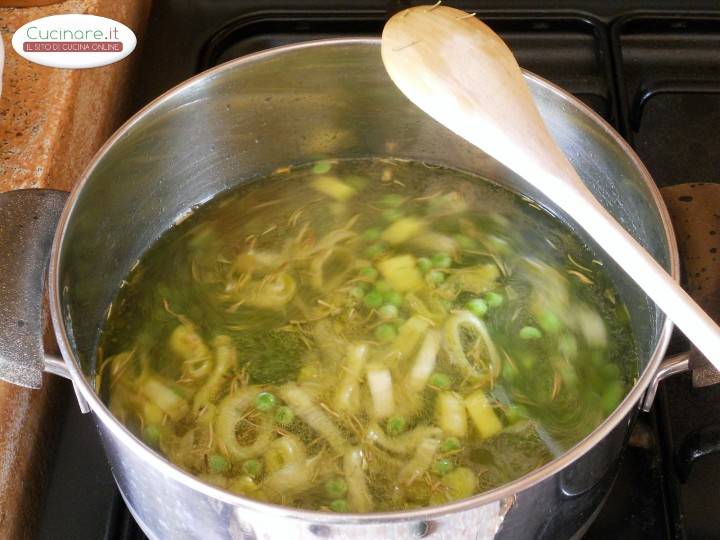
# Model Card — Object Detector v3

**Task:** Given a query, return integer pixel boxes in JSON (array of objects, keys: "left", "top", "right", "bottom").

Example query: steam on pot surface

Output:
[{"left": 97, "top": 157, "right": 637, "bottom": 512}]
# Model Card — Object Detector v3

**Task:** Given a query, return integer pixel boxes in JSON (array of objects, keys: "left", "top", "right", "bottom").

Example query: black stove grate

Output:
[
  {"left": 36, "top": 3, "right": 720, "bottom": 539},
  {"left": 611, "top": 14, "right": 720, "bottom": 188}
]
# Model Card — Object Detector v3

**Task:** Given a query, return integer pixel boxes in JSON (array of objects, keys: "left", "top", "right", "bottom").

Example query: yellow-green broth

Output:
[{"left": 99, "top": 158, "right": 637, "bottom": 512}]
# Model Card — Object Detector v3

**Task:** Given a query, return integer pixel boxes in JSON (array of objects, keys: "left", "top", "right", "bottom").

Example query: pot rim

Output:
[{"left": 48, "top": 37, "right": 678, "bottom": 523}]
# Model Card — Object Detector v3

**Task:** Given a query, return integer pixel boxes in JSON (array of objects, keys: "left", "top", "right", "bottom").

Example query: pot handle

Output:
[
  {"left": 0, "top": 189, "right": 70, "bottom": 387},
  {"left": 640, "top": 351, "right": 690, "bottom": 412}
]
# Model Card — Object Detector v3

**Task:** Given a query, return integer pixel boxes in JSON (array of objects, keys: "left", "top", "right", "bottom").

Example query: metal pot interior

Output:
[{"left": 53, "top": 38, "right": 675, "bottom": 498}]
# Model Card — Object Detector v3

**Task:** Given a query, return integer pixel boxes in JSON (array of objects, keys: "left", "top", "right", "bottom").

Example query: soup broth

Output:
[{"left": 99, "top": 158, "right": 637, "bottom": 512}]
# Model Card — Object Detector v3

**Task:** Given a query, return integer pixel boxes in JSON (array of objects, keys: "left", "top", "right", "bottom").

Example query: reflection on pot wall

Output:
[
  {"left": 496, "top": 411, "right": 632, "bottom": 539},
  {"left": 99, "top": 409, "right": 632, "bottom": 539}
]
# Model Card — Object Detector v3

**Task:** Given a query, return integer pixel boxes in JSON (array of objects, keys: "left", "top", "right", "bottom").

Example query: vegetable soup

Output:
[{"left": 99, "top": 158, "right": 636, "bottom": 512}]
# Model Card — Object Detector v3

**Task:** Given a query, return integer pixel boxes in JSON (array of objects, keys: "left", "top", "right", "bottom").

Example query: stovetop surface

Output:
[{"left": 37, "top": 2, "right": 720, "bottom": 539}]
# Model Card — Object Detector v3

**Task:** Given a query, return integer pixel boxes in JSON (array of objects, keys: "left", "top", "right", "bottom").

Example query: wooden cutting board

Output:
[{"left": 0, "top": 1, "right": 149, "bottom": 536}]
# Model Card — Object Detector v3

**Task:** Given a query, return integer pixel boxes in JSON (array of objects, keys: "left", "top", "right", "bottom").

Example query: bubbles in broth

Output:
[{"left": 99, "top": 158, "right": 637, "bottom": 512}]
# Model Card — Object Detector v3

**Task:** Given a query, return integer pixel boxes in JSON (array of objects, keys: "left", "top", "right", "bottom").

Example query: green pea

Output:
[
  {"left": 383, "top": 290, "right": 403, "bottom": 307},
  {"left": 359, "top": 266, "right": 379, "bottom": 281},
  {"left": 254, "top": 391, "right": 277, "bottom": 412},
  {"left": 349, "top": 286, "right": 365, "bottom": 299},
  {"left": 363, "top": 291, "right": 384, "bottom": 309},
  {"left": 538, "top": 310, "right": 562, "bottom": 333},
  {"left": 484, "top": 291, "right": 504, "bottom": 307},
  {"left": 325, "top": 478, "right": 348, "bottom": 498},
  {"left": 242, "top": 459, "right": 263, "bottom": 478},
  {"left": 432, "top": 458, "right": 454, "bottom": 476},
  {"left": 362, "top": 227, "right": 381, "bottom": 242},
  {"left": 274, "top": 405, "right": 294, "bottom": 426},
  {"left": 386, "top": 415, "right": 407, "bottom": 437},
  {"left": 417, "top": 257, "right": 433, "bottom": 273},
  {"left": 466, "top": 298, "right": 488, "bottom": 317},
  {"left": 312, "top": 160, "right": 332, "bottom": 174},
  {"left": 381, "top": 194, "right": 405, "bottom": 207},
  {"left": 505, "top": 404, "right": 528, "bottom": 424},
  {"left": 431, "top": 253, "right": 452, "bottom": 268},
  {"left": 143, "top": 425, "right": 160, "bottom": 446},
  {"left": 502, "top": 361, "right": 518, "bottom": 382},
  {"left": 382, "top": 208, "right": 404, "bottom": 221},
  {"left": 519, "top": 326, "right": 542, "bottom": 340},
  {"left": 440, "top": 437, "right": 461, "bottom": 453},
  {"left": 375, "top": 280, "right": 393, "bottom": 294},
  {"left": 375, "top": 324, "right": 397, "bottom": 342},
  {"left": 429, "top": 372, "right": 451, "bottom": 389},
  {"left": 330, "top": 499, "right": 349, "bottom": 512},
  {"left": 453, "top": 233, "right": 476, "bottom": 250},
  {"left": 208, "top": 454, "right": 230, "bottom": 474},
  {"left": 427, "top": 270, "right": 446, "bottom": 284},
  {"left": 379, "top": 304, "right": 399, "bottom": 319},
  {"left": 488, "top": 235, "right": 510, "bottom": 253},
  {"left": 364, "top": 243, "right": 386, "bottom": 259}
]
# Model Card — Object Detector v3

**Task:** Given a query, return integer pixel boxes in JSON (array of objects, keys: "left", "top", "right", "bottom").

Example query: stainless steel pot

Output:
[{"left": 0, "top": 39, "right": 680, "bottom": 539}]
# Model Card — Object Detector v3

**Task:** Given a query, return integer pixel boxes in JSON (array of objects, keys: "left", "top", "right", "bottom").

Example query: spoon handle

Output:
[
  {"left": 558, "top": 179, "right": 720, "bottom": 369},
  {"left": 380, "top": 4, "right": 720, "bottom": 369}
]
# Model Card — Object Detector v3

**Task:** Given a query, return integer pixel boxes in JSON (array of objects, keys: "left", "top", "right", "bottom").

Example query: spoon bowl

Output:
[{"left": 382, "top": 5, "right": 720, "bottom": 368}]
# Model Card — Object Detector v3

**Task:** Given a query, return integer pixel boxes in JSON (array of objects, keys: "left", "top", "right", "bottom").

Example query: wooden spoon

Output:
[{"left": 381, "top": 5, "right": 720, "bottom": 369}]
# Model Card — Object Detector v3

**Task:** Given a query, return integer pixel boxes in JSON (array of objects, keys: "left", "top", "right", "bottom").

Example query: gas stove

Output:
[{"left": 36, "top": 2, "right": 720, "bottom": 539}]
